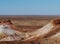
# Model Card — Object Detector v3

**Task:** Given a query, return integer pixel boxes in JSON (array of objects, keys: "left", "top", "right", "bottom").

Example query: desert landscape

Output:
[{"left": 0, "top": 15, "right": 60, "bottom": 44}]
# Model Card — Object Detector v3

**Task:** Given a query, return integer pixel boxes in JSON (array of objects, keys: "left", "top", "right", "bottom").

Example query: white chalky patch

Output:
[
  {"left": 0, "top": 24, "right": 27, "bottom": 41},
  {"left": 23, "top": 23, "right": 54, "bottom": 41},
  {"left": 50, "top": 32, "right": 60, "bottom": 38},
  {"left": 32, "top": 23, "right": 54, "bottom": 37},
  {"left": 0, "top": 24, "right": 16, "bottom": 35}
]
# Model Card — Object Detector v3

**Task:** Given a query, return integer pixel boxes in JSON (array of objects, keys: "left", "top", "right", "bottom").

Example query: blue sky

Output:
[{"left": 0, "top": 0, "right": 60, "bottom": 15}]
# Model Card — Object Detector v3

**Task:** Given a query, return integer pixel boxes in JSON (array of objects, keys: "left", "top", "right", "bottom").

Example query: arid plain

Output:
[{"left": 0, "top": 15, "right": 60, "bottom": 44}]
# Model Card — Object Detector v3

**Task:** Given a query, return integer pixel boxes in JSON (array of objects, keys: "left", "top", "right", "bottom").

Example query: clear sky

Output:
[{"left": 0, "top": 0, "right": 60, "bottom": 15}]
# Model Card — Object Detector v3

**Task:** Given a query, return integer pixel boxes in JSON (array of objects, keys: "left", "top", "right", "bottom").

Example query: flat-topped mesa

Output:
[{"left": 22, "top": 18, "right": 60, "bottom": 41}]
